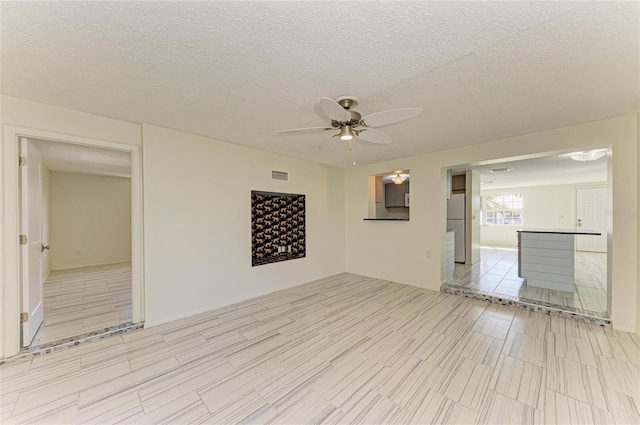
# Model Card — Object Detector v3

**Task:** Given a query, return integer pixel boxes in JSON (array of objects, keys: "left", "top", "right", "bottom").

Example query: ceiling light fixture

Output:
[
  {"left": 489, "top": 167, "right": 511, "bottom": 173},
  {"left": 393, "top": 174, "right": 404, "bottom": 185},
  {"left": 339, "top": 125, "right": 354, "bottom": 141},
  {"left": 569, "top": 150, "right": 606, "bottom": 162}
]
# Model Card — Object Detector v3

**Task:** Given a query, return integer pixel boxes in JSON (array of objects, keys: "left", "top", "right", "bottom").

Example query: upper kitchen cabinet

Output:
[
  {"left": 452, "top": 174, "right": 466, "bottom": 193},
  {"left": 385, "top": 180, "right": 410, "bottom": 208}
]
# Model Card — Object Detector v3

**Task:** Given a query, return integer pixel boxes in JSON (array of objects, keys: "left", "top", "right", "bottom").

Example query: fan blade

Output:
[
  {"left": 320, "top": 97, "right": 351, "bottom": 122},
  {"left": 361, "top": 108, "right": 422, "bottom": 128},
  {"left": 276, "top": 127, "right": 333, "bottom": 134},
  {"left": 357, "top": 128, "right": 392, "bottom": 144},
  {"left": 318, "top": 133, "right": 337, "bottom": 152}
]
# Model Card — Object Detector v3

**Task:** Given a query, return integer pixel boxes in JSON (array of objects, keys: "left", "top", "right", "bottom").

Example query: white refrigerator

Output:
[{"left": 447, "top": 193, "right": 466, "bottom": 263}]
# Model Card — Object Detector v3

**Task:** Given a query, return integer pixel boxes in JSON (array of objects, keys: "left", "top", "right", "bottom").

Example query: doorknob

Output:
[
  {"left": 577, "top": 218, "right": 582, "bottom": 227},
  {"left": 41, "top": 244, "right": 50, "bottom": 252}
]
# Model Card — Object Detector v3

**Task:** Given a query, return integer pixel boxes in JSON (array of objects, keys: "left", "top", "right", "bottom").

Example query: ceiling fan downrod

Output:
[{"left": 338, "top": 98, "right": 355, "bottom": 110}]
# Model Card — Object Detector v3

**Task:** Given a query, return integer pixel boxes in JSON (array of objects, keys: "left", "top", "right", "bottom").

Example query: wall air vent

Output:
[
  {"left": 489, "top": 167, "right": 511, "bottom": 173},
  {"left": 271, "top": 170, "right": 289, "bottom": 181}
]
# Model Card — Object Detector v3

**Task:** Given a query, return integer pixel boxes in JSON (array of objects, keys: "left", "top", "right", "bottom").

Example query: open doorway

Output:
[
  {"left": 443, "top": 148, "right": 610, "bottom": 318},
  {"left": 20, "top": 137, "right": 132, "bottom": 348},
  {"left": 19, "top": 137, "right": 134, "bottom": 348},
  {"left": 2, "top": 126, "right": 143, "bottom": 359}
]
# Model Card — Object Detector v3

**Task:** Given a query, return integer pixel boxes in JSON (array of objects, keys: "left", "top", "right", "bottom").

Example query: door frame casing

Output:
[{"left": 1, "top": 125, "right": 144, "bottom": 358}]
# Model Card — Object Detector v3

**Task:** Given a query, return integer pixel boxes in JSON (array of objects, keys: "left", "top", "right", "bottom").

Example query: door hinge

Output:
[
  {"left": 18, "top": 156, "right": 26, "bottom": 166},
  {"left": 19, "top": 235, "right": 28, "bottom": 245},
  {"left": 20, "top": 312, "right": 28, "bottom": 323}
]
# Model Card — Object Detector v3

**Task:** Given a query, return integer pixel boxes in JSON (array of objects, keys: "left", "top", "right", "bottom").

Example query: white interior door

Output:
[
  {"left": 576, "top": 187, "right": 607, "bottom": 252},
  {"left": 20, "top": 138, "right": 45, "bottom": 347}
]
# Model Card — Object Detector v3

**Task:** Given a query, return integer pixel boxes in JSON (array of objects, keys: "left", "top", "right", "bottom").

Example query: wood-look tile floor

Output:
[
  {"left": 2, "top": 273, "right": 638, "bottom": 424},
  {"left": 447, "top": 247, "right": 608, "bottom": 315},
  {"left": 30, "top": 263, "right": 132, "bottom": 346}
]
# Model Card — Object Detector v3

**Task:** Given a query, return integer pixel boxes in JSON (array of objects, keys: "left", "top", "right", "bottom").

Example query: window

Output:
[{"left": 482, "top": 194, "right": 523, "bottom": 225}]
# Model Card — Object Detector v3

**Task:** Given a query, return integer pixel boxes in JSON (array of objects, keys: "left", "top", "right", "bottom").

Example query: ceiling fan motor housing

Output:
[{"left": 331, "top": 110, "right": 362, "bottom": 128}]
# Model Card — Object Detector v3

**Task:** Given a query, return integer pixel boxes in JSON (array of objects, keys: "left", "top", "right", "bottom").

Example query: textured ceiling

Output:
[
  {"left": 29, "top": 138, "right": 131, "bottom": 178},
  {"left": 463, "top": 152, "right": 608, "bottom": 190},
  {"left": 2, "top": 2, "right": 638, "bottom": 168}
]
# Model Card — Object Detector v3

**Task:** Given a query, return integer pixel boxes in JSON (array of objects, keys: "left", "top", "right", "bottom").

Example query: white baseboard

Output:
[
  {"left": 146, "top": 271, "right": 348, "bottom": 328},
  {"left": 51, "top": 259, "right": 132, "bottom": 271},
  {"left": 144, "top": 305, "right": 218, "bottom": 328},
  {"left": 612, "top": 324, "right": 637, "bottom": 333}
]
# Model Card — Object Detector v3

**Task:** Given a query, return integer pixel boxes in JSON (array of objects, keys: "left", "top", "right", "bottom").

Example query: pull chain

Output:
[{"left": 353, "top": 139, "right": 356, "bottom": 166}]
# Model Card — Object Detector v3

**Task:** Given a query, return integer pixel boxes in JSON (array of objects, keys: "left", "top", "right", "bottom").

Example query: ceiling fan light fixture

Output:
[
  {"left": 339, "top": 125, "right": 354, "bottom": 141},
  {"left": 393, "top": 174, "right": 404, "bottom": 185},
  {"left": 276, "top": 97, "right": 422, "bottom": 165},
  {"left": 569, "top": 150, "right": 606, "bottom": 162}
]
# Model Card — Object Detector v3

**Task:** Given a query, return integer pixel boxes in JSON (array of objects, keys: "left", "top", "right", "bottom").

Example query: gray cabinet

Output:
[
  {"left": 518, "top": 231, "right": 576, "bottom": 292},
  {"left": 452, "top": 174, "right": 466, "bottom": 192},
  {"left": 385, "top": 181, "right": 409, "bottom": 208}
]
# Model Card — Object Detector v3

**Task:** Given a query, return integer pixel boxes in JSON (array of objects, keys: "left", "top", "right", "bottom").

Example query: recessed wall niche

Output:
[{"left": 251, "top": 191, "right": 306, "bottom": 267}]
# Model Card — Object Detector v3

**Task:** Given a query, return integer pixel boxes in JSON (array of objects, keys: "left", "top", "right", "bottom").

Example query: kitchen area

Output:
[
  {"left": 365, "top": 170, "right": 410, "bottom": 221},
  {"left": 444, "top": 170, "right": 481, "bottom": 280},
  {"left": 442, "top": 152, "right": 610, "bottom": 323}
]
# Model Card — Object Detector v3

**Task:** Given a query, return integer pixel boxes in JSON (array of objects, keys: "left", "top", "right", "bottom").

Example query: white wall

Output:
[
  {"left": 637, "top": 112, "right": 640, "bottom": 336},
  {"left": 1, "top": 96, "right": 143, "bottom": 358},
  {"left": 142, "top": 124, "right": 345, "bottom": 326},
  {"left": 467, "top": 170, "right": 481, "bottom": 263},
  {"left": 50, "top": 172, "right": 131, "bottom": 269},
  {"left": 1, "top": 96, "right": 142, "bottom": 147},
  {"left": 344, "top": 114, "right": 638, "bottom": 333},
  {"left": 1, "top": 96, "right": 344, "bottom": 356},
  {"left": 480, "top": 183, "right": 606, "bottom": 248}
]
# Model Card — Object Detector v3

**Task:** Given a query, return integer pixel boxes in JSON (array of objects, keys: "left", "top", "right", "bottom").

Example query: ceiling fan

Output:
[{"left": 277, "top": 96, "right": 422, "bottom": 150}]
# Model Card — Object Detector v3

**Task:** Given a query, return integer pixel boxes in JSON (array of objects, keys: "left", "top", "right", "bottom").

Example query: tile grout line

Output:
[{"left": 473, "top": 308, "right": 518, "bottom": 423}]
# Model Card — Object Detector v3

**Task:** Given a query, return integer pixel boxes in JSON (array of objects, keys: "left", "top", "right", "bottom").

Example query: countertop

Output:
[{"left": 517, "top": 228, "right": 601, "bottom": 235}]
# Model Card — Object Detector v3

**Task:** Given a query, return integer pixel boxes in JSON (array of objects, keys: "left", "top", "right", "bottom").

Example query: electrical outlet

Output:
[
  {"left": 426, "top": 250, "right": 432, "bottom": 259},
  {"left": 75, "top": 250, "right": 81, "bottom": 257}
]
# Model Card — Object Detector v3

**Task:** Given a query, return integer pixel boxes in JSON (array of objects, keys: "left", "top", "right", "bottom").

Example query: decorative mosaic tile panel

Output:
[{"left": 251, "top": 191, "right": 305, "bottom": 267}]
